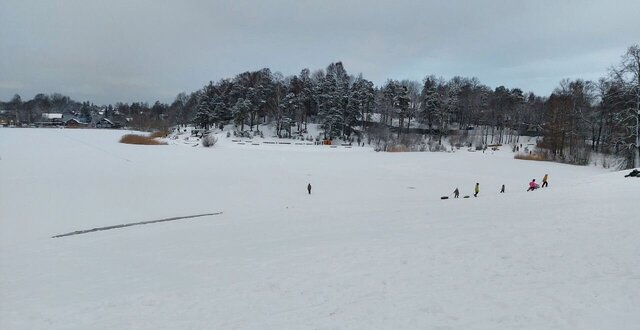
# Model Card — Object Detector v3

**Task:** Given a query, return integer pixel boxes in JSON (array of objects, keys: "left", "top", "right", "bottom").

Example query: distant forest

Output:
[{"left": 2, "top": 44, "right": 638, "bottom": 169}]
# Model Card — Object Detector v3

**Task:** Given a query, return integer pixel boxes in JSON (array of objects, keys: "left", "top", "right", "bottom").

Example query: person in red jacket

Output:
[{"left": 527, "top": 179, "right": 537, "bottom": 191}]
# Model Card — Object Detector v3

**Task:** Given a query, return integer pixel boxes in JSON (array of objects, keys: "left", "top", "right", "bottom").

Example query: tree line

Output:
[{"left": 2, "top": 45, "right": 638, "bottom": 168}]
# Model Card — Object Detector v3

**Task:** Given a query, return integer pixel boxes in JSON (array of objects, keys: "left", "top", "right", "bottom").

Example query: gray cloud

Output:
[{"left": 1, "top": 0, "right": 638, "bottom": 104}]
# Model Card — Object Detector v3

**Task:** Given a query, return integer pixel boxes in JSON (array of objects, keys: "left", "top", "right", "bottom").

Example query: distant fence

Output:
[{"left": 233, "top": 140, "right": 355, "bottom": 148}]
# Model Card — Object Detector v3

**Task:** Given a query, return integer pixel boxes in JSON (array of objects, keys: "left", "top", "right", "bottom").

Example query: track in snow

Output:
[{"left": 51, "top": 212, "right": 223, "bottom": 238}]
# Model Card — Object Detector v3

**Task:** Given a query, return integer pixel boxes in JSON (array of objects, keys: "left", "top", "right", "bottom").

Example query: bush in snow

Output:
[
  {"left": 387, "top": 145, "right": 409, "bottom": 152},
  {"left": 119, "top": 134, "right": 167, "bottom": 145},
  {"left": 448, "top": 130, "right": 471, "bottom": 150},
  {"left": 514, "top": 153, "right": 547, "bottom": 161},
  {"left": 399, "top": 134, "right": 423, "bottom": 151},
  {"left": 427, "top": 140, "right": 447, "bottom": 152},
  {"left": 236, "top": 130, "right": 251, "bottom": 138},
  {"left": 202, "top": 134, "right": 218, "bottom": 147}
]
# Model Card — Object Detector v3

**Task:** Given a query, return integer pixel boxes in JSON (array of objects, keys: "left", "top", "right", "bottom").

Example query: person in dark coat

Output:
[
  {"left": 453, "top": 188, "right": 459, "bottom": 198},
  {"left": 307, "top": 183, "right": 312, "bottom": 194},
  {"left": 624, "top": 169, "right": 639, "bottom": 177},
  {"left": 500, "top": 184, "right": 505, "bottom": 193}
]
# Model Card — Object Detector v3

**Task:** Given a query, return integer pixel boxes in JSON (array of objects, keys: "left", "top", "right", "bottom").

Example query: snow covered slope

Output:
[{"left": 1, "top": 128, "right": 638, "bottom": 329}]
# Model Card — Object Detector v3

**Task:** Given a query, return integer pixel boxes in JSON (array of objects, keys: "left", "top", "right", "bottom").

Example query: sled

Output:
[
  {"left": 463, "top": 195, "right": 470, "bottom": 198},
  {"left": 440, "top": 196, "right": 449, "bottom": 200}
]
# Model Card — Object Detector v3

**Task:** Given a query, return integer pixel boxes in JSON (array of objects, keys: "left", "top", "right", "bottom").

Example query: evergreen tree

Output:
[
  {"left": 299, "top": 68, "right": 316, "bottom": 130},
  {"left": 210, "top": 95, "right": 230, "bottom": 128},
  {"left": 279, "top": 92, "right": 295, "bottom": 137},
  {"left": 193, "top": 82, "right": 219, "bottom": 129},
  {"left": 334, "top": 62, "right": 351, "bottom": 137},
  {"left": 232, "top": 98, "right": 251, "bottom": 131},
  {"left": 193, "top": 92, "right": 213, "bottom": 129},
  {"left": 419, "top": 76, "right": 442, "bottom": 133},
  {"left": 9, "top": 94, "right": 22, "bottom": 124},
  {"left": 381, "top": 80, "right": 399, "bottom": 126},
  {"left": 396, "top": 85, "right": 411, "bottom": 137},
  {"left": 317, "top": 69, "right": 343, "bottom": 139},
  {"left": 348, "top": 75, "right": 375, "bottom": 135}
]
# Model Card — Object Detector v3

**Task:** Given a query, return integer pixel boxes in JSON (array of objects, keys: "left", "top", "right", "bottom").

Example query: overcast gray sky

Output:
[{"left": 1, "top": 0, "right": 638, "bottom": 104}]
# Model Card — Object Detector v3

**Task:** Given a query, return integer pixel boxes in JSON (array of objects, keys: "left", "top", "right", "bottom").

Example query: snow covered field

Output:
[{"left": 1, "top": 127, "right": 638, "bottom": 329}]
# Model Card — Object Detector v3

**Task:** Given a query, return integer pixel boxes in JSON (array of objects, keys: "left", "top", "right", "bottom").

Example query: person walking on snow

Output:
[
  {"left": 474, "top": 183, "right": 480, "bottom": 197},
  {"left": 541, "top": 174, "right": 549, "bottom": 188},
  {"left": 453, "top": 188, "right": 460, "bottom": 198},
  {"left": 307, "top": 183, "right": 312, "bottom": 195},
  {"left": 527, "top": 179, "right": 537, "bottom": 191},
  {"left": 500, "top": 184, "right": 505, "bottom": 193}
]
